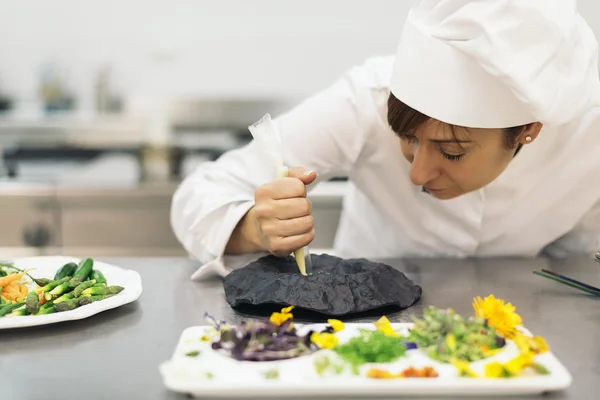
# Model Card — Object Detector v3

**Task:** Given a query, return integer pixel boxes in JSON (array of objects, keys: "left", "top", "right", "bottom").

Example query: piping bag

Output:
[{"left": 248, "top": 113, "right": 313, "bottom": 276}]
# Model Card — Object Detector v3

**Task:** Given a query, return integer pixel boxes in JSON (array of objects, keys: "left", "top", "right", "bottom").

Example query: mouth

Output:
[{"left": 424, "top": 187, "right": 445, "bottom": 193}]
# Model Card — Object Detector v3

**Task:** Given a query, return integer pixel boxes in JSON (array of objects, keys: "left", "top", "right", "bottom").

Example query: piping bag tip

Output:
[{"left": 294, "top": 246, "right": 313, "bottom": 276}]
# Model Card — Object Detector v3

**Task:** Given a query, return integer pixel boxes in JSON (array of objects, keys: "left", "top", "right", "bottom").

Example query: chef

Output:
[{"left": 171, "top": 0, "right": 600, "bottom": 279}]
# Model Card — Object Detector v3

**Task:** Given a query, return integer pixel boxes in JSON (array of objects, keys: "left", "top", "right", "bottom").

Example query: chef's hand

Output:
[{"left": 225, "top": 167, "right": 317, "bottom": 256}]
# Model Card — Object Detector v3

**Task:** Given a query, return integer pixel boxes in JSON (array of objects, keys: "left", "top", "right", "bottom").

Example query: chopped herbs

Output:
[
  {"left": 334, "top": 329, "right": 407, "bottom": 371},
  {"left": 185, "top": 350, "right": 200, "bottom": 357},
  {"left": 263, "top": 369, "right": 279, "bottom": 380},
  {"left": 313, "top": 354, "right": 347, "bottom": 376},
  {"left": 407, "top": 306, "right": 505, "bottom": 363}
]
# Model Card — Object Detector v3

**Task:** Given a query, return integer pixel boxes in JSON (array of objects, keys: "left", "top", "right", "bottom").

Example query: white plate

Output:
[
  {"left": 159, "top": 323, "right": 572, "bottom": 398},
  {"left": 0, "top": 255, "right": 142, "bottom": 329}
]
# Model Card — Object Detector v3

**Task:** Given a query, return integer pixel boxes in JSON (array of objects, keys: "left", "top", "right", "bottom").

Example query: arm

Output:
[{"left": 170, "top": 57, "right": 391, "bottom": 278}]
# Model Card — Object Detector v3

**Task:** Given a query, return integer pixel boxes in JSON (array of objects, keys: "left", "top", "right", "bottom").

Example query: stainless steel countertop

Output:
[{"left": 1, "top": 256, "right": 599, "bottom": 399}]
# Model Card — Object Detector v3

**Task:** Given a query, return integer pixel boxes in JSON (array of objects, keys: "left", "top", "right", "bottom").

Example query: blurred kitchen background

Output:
[{"left": 1, "top": 0, "right": 599, "bottom": 259}]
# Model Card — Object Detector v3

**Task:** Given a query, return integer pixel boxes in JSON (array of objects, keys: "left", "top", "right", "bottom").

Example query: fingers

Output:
[
  {"left": 261, "top": 215, "right": 314, "bottom": 237},
  {"left": 267, "top": 229, "right": 316, "bottom": 257},
  {"left": 287, "top": 167, "right": 317, "bottom": 185},
  {"left": 256, "top": 177, "right": 306, "bottom": 200}
]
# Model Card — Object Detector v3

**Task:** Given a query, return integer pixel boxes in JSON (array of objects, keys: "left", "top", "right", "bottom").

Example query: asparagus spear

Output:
[
  {"left": 25, "top": 291, "right": 40, "bottom": 314},
  {"left": 40, "top": 277, "right": 71, "bottom": 293},
  {"left": 55, "top": 298, "right": 82, "bottom": 312},
  {"left": 54, "top": 293, "right": 75, "bottom": 304},
  {"left": 37, "top": 305, "right": 55, "bottom": 315},
  {"left": 48, "top": 281, "right": 72, "bottom": 298},
  {"left": 81, "top": 285, "right": 123, "bottom": 296},
  {"left": 10, "top": 308, "right": 30, "bottom": 316},
  {"left": 73, "top": 280, "right": 97, "bottom": 297},
  {"left": 79, "top": 294, "right": 115, "bottom": 306}
]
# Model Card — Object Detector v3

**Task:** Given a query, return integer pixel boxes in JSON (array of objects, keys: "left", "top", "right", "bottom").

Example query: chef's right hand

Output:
[{"left": 249, "top": 167, "right": 317, "bottom": 257}]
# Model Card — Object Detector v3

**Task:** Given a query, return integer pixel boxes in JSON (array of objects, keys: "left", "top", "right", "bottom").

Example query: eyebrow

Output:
[{"left": 429, "top": 139, "right": 473, "bottom": 144}]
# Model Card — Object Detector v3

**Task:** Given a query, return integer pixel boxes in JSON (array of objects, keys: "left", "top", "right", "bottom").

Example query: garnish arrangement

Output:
[
  {"left": 169, "top": 294, "right": 554, "bottom": 382},
  {"left": 0, "top": 258, "right": 123, "bottom": 317}
]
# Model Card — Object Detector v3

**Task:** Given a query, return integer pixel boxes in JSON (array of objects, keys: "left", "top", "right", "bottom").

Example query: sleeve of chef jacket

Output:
[
  {"left": 170, "top": 58, "right": 384, "bottom": 280},
  {"left": 542, "top": 197, "right": 600, "bottom": 258}
]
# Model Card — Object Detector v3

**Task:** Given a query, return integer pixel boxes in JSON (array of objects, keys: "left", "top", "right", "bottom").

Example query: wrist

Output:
[{"left": 225, "top": 206, "right": 265, "bottom": 254}]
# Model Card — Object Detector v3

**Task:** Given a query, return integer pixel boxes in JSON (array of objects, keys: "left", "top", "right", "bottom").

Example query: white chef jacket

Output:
[{"left": 170, "top": 55, "right": 600, "bottom": 280}]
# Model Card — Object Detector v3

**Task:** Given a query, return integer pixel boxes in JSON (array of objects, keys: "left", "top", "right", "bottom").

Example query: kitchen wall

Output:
[
  {"left": 1, "top": 0, "right": 600, "bottom": 258},
  {"left": 0, "top": 0, "right": 411, "bottom": 113}
]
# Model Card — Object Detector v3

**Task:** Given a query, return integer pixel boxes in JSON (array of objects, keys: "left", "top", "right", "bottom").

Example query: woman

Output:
[{"left": 171, "top": 0, "right": 600, "bottom": 279}]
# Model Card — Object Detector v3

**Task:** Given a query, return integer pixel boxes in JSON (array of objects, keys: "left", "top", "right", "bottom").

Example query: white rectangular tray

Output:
[{"left": 159, "top": 322, "right": 572, "bottom": 397}]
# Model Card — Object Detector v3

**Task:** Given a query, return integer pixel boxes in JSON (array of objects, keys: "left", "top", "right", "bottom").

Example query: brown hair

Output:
[{"left": 387, "top": 92, "right": 528, "bottom": 150}]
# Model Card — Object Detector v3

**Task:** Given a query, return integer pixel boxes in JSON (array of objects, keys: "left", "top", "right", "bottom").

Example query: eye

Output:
[{"left": 441, "top": 151, "right": 465, "bottom": 161}]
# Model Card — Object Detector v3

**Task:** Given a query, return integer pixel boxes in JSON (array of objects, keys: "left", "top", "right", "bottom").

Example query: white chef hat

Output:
[{"left": 390, "top": 0, "right": 600, "bottom": 128}]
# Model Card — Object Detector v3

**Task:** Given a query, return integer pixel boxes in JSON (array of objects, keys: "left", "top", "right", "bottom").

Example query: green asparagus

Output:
[
  {"left": 68, "top": 276, "right": 85, "bottom": 288},
  {"left": 25, "top": 291, "right": 40, "bottom": 314},
  {"left": 37, "top": 305, "right": 55, "bottom": 315},
  {"left": 49, "top": 281, "right": 72, "bottom": 297},
  {"left": 40, "top": 277, "right": 71, "bottom": 293},
  {"left": 79, "top": 294, "right": 115, "bottom": 306},
  {"left": 81, "top": 285, "right": 124, "bottom": 296},
  {"left": 54, "top": 293, "right": 75, "bottom": 304},
  {"left": 73, "top": 279, "right": 97, "bottom": 297},
  {"left": 55, "top": 297, "right": 83, "bottom": 312},
  {"left": 10, "top": 308, "right": 30, "bottom": 316}
]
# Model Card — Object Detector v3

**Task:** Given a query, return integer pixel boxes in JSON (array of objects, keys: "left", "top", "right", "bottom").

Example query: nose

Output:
[{"left": 408, "top": 147, "right": 441, "bottom": 187}]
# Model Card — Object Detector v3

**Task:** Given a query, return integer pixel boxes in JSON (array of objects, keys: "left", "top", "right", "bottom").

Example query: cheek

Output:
[{"left": 399, "top": 140, "right": 413, "bottom": 162}]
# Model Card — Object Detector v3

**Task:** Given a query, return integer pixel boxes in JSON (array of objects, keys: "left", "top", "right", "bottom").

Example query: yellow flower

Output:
[
  {"left": 472, "top": 294, "right": 522, "bottom": 339},
  {"left": 483, "top": 352, "right": 550, "bottom": 378},
  {"left": 327, "top": 319, "right": 345, "bottom": 332},
  {"left": 514, "top": 333, "right": 550, "bottom": 355},
  {"left": 504, "top": 353, "right": 533, "bottom": 376},
  {"left": 374, "top": 316, "right": 399, "bottom": 337},
  {"left": 270, "top": 306, "right": 295, "bottom": 326},
  {"left": 484, "top": 362, "right": 506, "bottom": 378},
  {"left": 451, "top": 358, "right": 478, "bottom": 378},
  {"left": 311, "top": 332, "right": 339, "bottom": 349}
]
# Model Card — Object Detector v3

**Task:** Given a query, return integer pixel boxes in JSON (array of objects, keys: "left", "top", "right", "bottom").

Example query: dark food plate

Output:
[{"left": 223, "top": 253, "right": 422, "bottom": 318}]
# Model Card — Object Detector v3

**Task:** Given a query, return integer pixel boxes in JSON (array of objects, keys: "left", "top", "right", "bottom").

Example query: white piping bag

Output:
[{"left": 248, "top": 113, "right": 313, "bottom": 276}]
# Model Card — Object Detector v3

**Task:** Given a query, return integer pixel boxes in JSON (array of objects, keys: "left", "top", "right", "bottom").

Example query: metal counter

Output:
[{"left": 1, "top": 255, "right": 599, "bottom": 399}]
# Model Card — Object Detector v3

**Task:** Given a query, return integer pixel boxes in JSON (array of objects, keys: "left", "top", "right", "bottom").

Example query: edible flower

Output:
[
  {"left": 270, "top": 306, "right": 295, "bottom": 326},
  {"left": 327, "top": 319, "right": 345, "bottom": 332},
  {"left": 472, "top": 294, "right": 522, "bottom": 339},
  {"left": 451, "top": 358, "right": 478, "bottom": 378},
  {"left": 310, "top": 332, "right": 339, "bottom": 349},
  {"left": 484, "top": 352, "right": 549, "bottom": 378},
  {"left": 374, "top": 316, "right": 399, "bottom": 337},
  {"left": 513, "top": 333, "right": 549, "bottom": 355},
  {"left": 366, "top": 366, "right": 438, "bottom": 379}
]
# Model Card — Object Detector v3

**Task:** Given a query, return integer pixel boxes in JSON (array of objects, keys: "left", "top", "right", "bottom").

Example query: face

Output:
[{"left": 399, "top": 120, "right": 542, "bottom": 200}]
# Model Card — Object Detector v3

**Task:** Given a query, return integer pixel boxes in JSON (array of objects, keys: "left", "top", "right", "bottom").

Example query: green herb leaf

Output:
[
  {"left": 185, "top": 350, "right": 201, "bottom": 357},
  {"left": 263, "top": 369, "right": 279, "bottom": 380},
  {"left": 334, "top": 329, "right": 406, "bottom": 368}
]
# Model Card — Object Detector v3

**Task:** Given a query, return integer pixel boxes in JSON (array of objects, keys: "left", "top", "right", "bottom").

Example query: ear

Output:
[{"left": 518, "top": 122, "right": 543, "bottom": 144}]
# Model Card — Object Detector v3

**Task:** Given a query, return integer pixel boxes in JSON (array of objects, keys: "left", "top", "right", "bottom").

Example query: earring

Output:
[{"left": 525, "top": 135, "right": 532, "bottom": 142}]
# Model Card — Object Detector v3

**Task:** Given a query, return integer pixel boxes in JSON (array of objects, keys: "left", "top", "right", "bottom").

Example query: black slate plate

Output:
[{"left": 223, "top": 253, "right": 422, "bottom": 318}]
